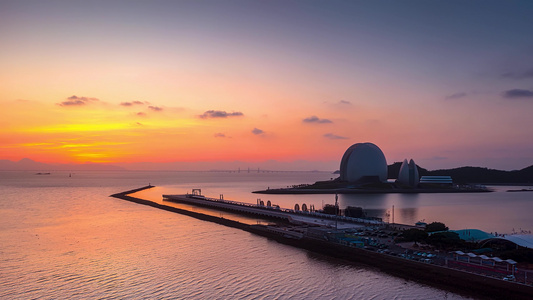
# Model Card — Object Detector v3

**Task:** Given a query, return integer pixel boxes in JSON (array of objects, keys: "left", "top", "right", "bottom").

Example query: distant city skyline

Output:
[{"left": 1, "top": 1, "right": 532, "bottom": 171}]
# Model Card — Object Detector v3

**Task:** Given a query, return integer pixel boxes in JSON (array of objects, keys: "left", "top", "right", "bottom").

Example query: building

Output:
[
  {"left": 397, "top": 159, "right": 420, "bottom": 187},
  {"left": 339, "top": 142, "right": 388, "bottom": 183},
  {"left": 419, "top": 176, "right": 453, "bottom": 185}
]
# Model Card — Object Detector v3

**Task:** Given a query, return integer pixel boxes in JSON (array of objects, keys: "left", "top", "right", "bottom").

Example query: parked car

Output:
[{"left": 503, "top": 275, "right": 515, "bottom": 281}]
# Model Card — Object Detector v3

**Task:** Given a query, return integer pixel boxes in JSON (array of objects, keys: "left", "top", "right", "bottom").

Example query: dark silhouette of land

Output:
[
  {"left": 387, "top": 162, "right": 533, "bottom": 185},
  {"left": 255, "top": 164, "right": 533, "bottom": 194}
]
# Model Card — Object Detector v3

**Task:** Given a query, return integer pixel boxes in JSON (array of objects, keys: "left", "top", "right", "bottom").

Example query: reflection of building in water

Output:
[
  {"left": 363, "top": 208, "right": 387, "bottom": 221},
  {"left": 399, "top": 207, "right": 418, "bottom": 225}
]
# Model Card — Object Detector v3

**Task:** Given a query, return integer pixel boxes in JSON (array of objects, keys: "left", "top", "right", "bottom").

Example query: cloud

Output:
[
  {"left": 339, "top": 100, "right": 351, "bottom": 105},
  {"left": 252, "top": 128, "right": 264, "bottom": 135},
  {"left": 501, "top": 68, "right": 533, "bottom": 80},
  {"left": 148, "top": 106, "right": 163, "bottom": 111},
  {"left": 430, "top": 156, "right": 448, "bottom": 160},
  {"left": 303, "top": 115, "right": 332, "bottom": 124},
  {"left": 323, "top": 133, "right": 347, "bottom": 140},
  {"left": 120, "top": 101, "right": 146, "bottom": 106},
  {"left": 58, "top": 95, "right": 99, "bottom": 106},
  {"left": 67, "top": 95, "right": 98, "bottom": 101},
  {"left": 199, "top": 110, "right": 244, "bottom": 119},
  {"left": 214, "top": 133, "right": 226, "bottom": 138},
  {"left": 502, "top": 89, "right": 533, "bottom": 98},
  {"left": 445, "top": 92, "right": 468, "bottom": 100},
  {"left": 137, "top": 112, "right": 147, "bottom": 117}
]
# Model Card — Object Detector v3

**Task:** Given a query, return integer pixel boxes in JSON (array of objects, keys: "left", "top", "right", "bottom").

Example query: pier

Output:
[{"left": 163, "top": 192, "right": 382, "bottom": 229}]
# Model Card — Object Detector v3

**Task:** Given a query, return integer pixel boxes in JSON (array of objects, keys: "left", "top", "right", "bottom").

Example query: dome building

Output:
[
  {"left": 397, "top": 159, "right": 420, "bottom": 187},
  {"left": 339, "top": 143, "right": 388, "bottom": 183}
]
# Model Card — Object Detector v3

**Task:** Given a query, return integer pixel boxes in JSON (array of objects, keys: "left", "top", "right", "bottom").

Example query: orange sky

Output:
[{"left": 1, "top": 1, "right": 532, "bottom": 170}]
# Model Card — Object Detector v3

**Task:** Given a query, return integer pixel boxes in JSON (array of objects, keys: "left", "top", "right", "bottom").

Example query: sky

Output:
[{"left": 1, "top": 0, "right": 532, "bottom": 171}]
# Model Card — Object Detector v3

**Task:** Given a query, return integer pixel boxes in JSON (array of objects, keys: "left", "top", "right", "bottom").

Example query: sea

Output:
[{"left": 1, "top": 170, "right": 532, "bottom": 299}]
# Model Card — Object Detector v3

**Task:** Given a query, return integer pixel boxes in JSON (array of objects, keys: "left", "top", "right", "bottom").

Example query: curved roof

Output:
[
  {"left": 503, "top": 234, "right": 533, "bottom": 249},
  {"left": 339, "top": 142, "right": 387, "bottom": 182},
  {"left": 451, "top": 229, "right": 533, "bottom": 249},
  {"left": 451, "top": 229, "right": 495, "bottom": 242}
]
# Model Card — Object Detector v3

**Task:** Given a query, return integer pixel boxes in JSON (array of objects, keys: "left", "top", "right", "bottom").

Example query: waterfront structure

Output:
[
  {"left": 163, "top": 192, "right": 382, "bottom": 228},
  {"left": 397, "top": 159, "right": 420, "bottom": 187},
  {"left": 420, "top": 176, "right": 453, "bottom": 185},
  {"left": 339, "top": 142, "right": 388, "bottom": 183}
]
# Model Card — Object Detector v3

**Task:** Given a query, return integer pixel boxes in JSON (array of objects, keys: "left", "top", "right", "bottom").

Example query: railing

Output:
[{"left": 179, "top": 194, "right": 383, "bottom": 225}]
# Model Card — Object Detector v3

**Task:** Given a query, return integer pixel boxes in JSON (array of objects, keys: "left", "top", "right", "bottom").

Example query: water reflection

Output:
[
  {"left": 400, "top": 207, "right": 418, "bottom": 225},
  {"left": 338, "top": 193, "right": 424, "bottom": 225},
  {"left": 127, "top": 174, "right": 533, "bottom": 234},
  {"left": 340, "top": 193, "right": 388, "bottom": 208}
]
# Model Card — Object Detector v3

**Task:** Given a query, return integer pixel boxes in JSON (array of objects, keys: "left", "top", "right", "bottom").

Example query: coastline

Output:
[
  {"left": 111, "top": 186, "right": 533, "bottom": 300},
  {"left": 253, "top": 187, "right": 492, "bottom": 194}
]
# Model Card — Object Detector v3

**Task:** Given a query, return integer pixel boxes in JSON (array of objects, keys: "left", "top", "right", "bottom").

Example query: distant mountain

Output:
[
  {"left": 387, "top": 162, "right": 533, "bottom": 184},
  {"left": 0, "top": 158, "right": 125, "bottom": 171}
]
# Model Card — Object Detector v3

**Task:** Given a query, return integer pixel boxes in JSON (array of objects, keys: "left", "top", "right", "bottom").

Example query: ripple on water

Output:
[{"left": 0, "top": 181, "right": 472, "bottom": 300}]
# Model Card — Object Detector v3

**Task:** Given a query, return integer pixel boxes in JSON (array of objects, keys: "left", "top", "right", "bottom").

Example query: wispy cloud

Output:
[
  {"left": 199, "top": 110, "right": 244, "bottom": 119},
  {"left": 501, "top": 68, "right": 533, "bottom": 80},
  {"left": 502, "top": 89, "right": 533, "bottom": 98},
  {"left": 252, "top": 128, "right": 264, "bottom": 135},
  {"left": 323, "top": 133, "right": 347, "bottom": 140},
  {"left": 430, "top": 156, "right": 448, "bottom": 160},
  {"left": 326, "top": 100, "right": 352, "bottom": 106},
  {"left": 58, "top": 95, "right": 99, "bottom": 106},
  {"left": 148, "top": 106, "right": 163, "bottom": 111},
  {"left": 445, "top": 92, "right": 468, "bottom": 100},
  {"left": 303, "top": 116, "right": 332, "bottom": 124},
  {"left": 120, "top": 101, "right": 147, "bottom": 106},
  {"left": 214, "top": 133, "right": 226, "bottom": 138},
  {"left": 137, "top": 112, "right": 147, "bottom": 117}
]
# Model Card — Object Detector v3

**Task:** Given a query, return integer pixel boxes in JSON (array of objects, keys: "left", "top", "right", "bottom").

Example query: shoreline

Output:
[
  {"left": 253, "top": 187, "right": 491, "bottom": 194},
  {"left": 111, "top": 186, "right": 533, "bottom": 300}
]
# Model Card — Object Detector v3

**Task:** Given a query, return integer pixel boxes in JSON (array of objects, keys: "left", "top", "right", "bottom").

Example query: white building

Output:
[
  {"left": 397, "top": 159, "right": 420, "bottom": 187},
  {"left": 339, "top": 142, "right": 388, "bottom": 183}
]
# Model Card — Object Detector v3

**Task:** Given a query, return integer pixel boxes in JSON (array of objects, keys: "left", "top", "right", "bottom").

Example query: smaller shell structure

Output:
[{"left": 397, "top": 159, "right": 420, "bottom": 187}]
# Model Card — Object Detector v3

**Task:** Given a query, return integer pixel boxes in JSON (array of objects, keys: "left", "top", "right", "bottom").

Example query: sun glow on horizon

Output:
[{"left": 1, "top": 1, "right": 532, "bottom": 170}]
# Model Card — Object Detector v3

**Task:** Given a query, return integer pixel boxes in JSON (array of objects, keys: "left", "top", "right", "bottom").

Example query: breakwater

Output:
[{"left": 111, "top": 187, "right": 533, "bottom": 300}]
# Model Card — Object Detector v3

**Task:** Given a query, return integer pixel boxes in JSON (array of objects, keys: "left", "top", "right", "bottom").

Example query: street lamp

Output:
[{"left": 335, "top": 193, "right": 338, "bottom": 230}]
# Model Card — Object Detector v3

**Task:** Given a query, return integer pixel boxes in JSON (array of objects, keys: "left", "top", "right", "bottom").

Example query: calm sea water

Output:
[{"left": 2, "top": 170, "right": 529, "bottom": 299}]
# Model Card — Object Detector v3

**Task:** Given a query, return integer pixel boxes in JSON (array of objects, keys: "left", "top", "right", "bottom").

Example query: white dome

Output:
[
  {"left": 398, "top": 159, "right": 420, "bottom": 186},
  {"left": 340, "top": 143, "right": 387, "bottom": 182}
]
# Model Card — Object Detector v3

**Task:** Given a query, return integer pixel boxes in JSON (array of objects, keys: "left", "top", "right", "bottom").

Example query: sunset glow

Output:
[{"left": 1, "top": 1, "right": 532, "bottom": 170}]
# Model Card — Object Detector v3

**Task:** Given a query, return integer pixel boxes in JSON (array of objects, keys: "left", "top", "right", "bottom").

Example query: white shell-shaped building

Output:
[
  {"left": 339, "top": 143, "right": 388, "bottom": 183},
  {"left": 397, "top": 159, "right": 420, "bottom": 187}
]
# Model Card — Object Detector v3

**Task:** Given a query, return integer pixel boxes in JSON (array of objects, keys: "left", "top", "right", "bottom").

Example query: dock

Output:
[{"left": 162, "top": 193, "right": 382, "bottom": 229}]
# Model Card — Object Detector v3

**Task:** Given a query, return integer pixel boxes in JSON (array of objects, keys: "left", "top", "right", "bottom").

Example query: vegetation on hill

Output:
[{"left": 388, "top": 162, "right": 533, "bottom": 184}]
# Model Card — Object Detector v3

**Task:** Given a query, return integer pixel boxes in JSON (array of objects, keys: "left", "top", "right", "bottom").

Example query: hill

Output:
[{"left": 387, "top": 162, "right": 533, "bottom": 184}]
